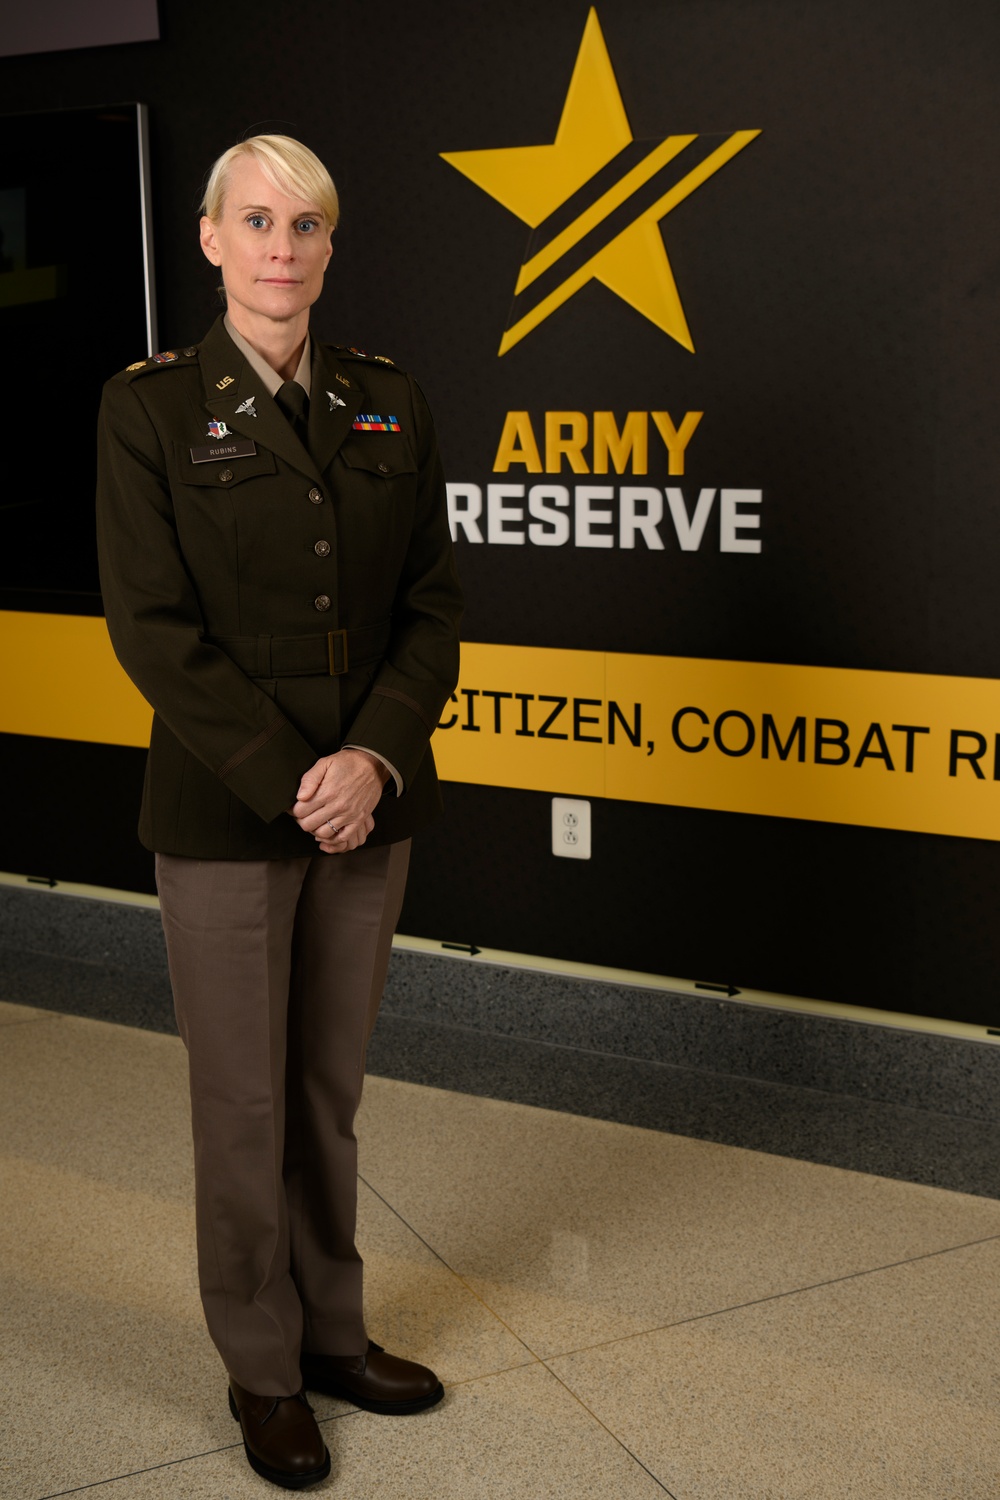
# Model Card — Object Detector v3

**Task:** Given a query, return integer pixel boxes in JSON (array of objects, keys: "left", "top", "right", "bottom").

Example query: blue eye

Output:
[
  {"left": 246, "top": 213, "right": 268, "bottom": 229},
  {"left": 296, "top": 219, "right": 318, "bottom": 234}
]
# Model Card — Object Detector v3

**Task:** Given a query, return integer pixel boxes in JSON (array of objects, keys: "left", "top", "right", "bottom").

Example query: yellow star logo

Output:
[{"left": 441, "top": 8, "right": 759, "bottom": 356}]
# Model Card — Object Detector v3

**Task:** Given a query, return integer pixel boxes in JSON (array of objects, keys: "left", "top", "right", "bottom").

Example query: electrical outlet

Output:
[{"left": 552, "top": 797, "right": 591, "bottom": 859}]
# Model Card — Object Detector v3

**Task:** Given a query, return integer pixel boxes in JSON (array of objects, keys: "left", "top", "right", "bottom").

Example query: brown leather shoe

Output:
[
  {"left": 300, "top": 1340, "right": 444, "bottom": 1415},
  {"left": 228, "top": 1379, "right": 331, "bottom": 1489}
]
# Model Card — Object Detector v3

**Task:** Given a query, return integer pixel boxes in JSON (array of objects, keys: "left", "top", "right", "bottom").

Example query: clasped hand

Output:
[{"left": 289, "top": 748, "right": 388, "bottom": 853}]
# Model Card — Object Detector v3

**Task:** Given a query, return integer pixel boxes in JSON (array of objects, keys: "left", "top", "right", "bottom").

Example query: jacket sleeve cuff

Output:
[
  {"left": 344, "top": 688, "right": 442, "bottom": 791},
  {"left": 219, "top": 716, "right": 319, "bottom": 823}
]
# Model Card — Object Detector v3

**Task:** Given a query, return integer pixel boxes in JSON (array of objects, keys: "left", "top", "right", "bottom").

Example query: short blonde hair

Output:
[{"left": 202, "top": 135, "right": 339, "bottom": 228}]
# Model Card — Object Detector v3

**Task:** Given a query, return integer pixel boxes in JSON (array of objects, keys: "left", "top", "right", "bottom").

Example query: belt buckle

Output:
[{"left": 327, "top": 629, "right": 349, "bottom": 675}]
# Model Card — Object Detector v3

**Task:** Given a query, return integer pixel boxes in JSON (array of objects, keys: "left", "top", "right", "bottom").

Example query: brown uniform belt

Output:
[{"left": 208, "top": 620, "right": 391, "bottom": 678}]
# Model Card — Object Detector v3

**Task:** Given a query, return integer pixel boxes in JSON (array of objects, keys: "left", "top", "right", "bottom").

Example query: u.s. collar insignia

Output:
[
  {"left": 334, "top": 373, "right": 351, "bottom": 387},
  {"left": 327, "top": 391, "right": 346, "bottom": 411},
  {"left": 235, "top": 397, "right": 257, "bottom": 418},
  {"left": 207, "top": 420, "right": 231, "bottom": 440}
]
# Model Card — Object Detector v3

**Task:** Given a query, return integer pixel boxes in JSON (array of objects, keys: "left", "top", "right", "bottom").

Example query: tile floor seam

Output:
[
  {"left": 32, "top": 1439, "right": 246, "bottom": 1499},
  {"left": 374, "top": 1012, "right": 1000, "bottom": 1126},
  {"left": 358, "top": 1169, "right": 548, "bottom": 1363},
  {"left": 535, "top": 1227, "right": 1000, "bottom": 1364},
  {"left": 424, "top": 1358, "right": 546, "bottom": 1390},
  {"left": 538, "top": 1360, "right": 680, "bottom": 1498},
  {"left": 30, "top": 1408, "right": 362, "bottom": 1500}
]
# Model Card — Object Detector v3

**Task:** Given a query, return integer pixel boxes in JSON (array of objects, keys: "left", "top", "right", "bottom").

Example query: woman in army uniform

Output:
[{"left": 97, "top": 135, "right": 462, "bottom": 1490}]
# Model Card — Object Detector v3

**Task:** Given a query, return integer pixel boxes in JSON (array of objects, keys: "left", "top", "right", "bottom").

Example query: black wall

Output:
[{"left": 2, "top": 0, "right": 999, "bottom": 1023}]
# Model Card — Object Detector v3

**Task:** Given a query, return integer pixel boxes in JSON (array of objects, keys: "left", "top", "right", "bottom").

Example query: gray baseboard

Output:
[
  {"left": 2, "top": 880, "right": 998, "bottom": 1125},
  {"left": 5, "top": 880, "right": 1000, "bottom": 1197}
]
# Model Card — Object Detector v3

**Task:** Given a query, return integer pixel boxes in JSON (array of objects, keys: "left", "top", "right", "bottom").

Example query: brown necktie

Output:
[{"left": 275, "top": 380, "right": 310, "bottom": 450}]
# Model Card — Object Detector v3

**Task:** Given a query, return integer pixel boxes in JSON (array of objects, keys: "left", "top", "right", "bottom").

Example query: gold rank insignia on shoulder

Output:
[
  {"left": 346, "top": 345, "right": 395, "bottom": 366},
  {"left": 126, "top": 359, "right": 147, "bottom": 371}
]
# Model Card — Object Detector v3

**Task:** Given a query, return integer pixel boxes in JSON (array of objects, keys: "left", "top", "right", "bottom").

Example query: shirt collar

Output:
[{"left": 224, "top": 314, "right": 312, "bottom": 398}]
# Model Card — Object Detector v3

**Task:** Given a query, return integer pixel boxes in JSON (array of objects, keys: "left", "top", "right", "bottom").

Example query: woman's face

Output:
[{"left": 199, "top": 155, "right": 333, "bottom": 331}]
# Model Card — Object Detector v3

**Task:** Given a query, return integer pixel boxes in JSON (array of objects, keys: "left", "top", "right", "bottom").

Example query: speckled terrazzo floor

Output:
[{"left": 3, "top": 999, "right": 1000, "bottom": 1500}]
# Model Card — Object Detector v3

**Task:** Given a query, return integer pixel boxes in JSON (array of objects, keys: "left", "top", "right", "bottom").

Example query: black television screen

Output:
[{"left": 0, "top": 103, "right": 155, "bottom": 611}]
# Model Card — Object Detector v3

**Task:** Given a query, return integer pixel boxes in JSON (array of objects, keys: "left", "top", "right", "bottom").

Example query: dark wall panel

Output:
[{"left": 1, "top": 0, "right": 998, "bottom": 1026}]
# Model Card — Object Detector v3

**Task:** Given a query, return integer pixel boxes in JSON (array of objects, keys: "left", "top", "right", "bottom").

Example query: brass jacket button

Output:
[
  {"left": 308, "top": 487, "right": 324, "bottom": 504},
  {"left": 314, "top": 594, "right": 332, "bottom": 612},
  {"left": 219, "top": 468, "right": 233, "bottom": 482},
  {"left": 314, "top": 540, "right": 331, "bottom": 557}
]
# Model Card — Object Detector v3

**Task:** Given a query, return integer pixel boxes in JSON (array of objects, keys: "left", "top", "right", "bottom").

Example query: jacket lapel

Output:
[
  {"left": 198, "top": 318, "right": 319, "bottom": 480},
  {"left": 309, "top": 344, "right": 364, "bottom": 474}
]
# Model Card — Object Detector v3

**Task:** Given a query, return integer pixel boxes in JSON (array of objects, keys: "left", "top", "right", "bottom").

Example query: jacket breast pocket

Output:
[
  {"left": 338, "top": 435, "right": 418, "bottom": 484},
  {"left": 172, "top": 442, "right": 278, "bottom": 489}
]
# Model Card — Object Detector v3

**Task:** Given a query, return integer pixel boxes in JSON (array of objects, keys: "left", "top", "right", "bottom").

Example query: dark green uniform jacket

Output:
[{"left": 96, "top": 317, "right": 462, "bottom": 858}]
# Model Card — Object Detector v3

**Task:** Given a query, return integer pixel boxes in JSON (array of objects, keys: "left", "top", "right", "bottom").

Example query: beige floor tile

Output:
[
  {"left": 356, "top": 1078, "right": 1000, "bottom": 1358},
  {"left": 8, "top": 1006, "right": 999, "bottom": 1499},
  {"left": 33, "top": 1435, "right": 333, "bottom": 1500},
  {"left": 1, "top": 1015, "right": 531, "bottom": 1499},
  {"left": 320, "top": 1365, "right": 671, "bottom": 1500},
  {"left": 3, "top": 1272, "right": 231, "bottom": 1500},
  {"left": 70, "top": 1365, "right": 668, "bottom": 1500},
  {"left": 0, "top": 1155, "right": 202, "bottom": 1318},
  {"left": 34, "top": 1447, "right": 304, "bottom": 1500},
  {"left": 549, "top": 1238, "right": 1000, "bottom": 1500},
  {"left": 0, "top": 1012, "right": 193, "bottom": 1201},
  {"left": 356, "top": 1181, "right": 534, "bottom": 1388},
  {"left": 4, "top": 1208, "right": 524, "bottom": 1500}
]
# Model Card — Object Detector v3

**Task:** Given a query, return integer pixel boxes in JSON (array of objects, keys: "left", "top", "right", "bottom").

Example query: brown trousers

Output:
[{"left": 156, "top": 840, "right": 410, "bottom": 1396}]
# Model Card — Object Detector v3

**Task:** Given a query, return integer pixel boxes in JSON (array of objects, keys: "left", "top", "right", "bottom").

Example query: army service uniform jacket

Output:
[{"left": 97, "top": 317, "right": 462, "bottom": 859}]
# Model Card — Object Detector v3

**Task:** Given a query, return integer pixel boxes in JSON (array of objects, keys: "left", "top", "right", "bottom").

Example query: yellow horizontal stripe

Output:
[
  {"left": 434, "top": 642, "right": 1000, "bottom": 842},
  {"left": 6, "top": 615, "right": 999, "bottom": 842},
  {"left": 0, "top": 611, "right": 151, "bottom": 747}
]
